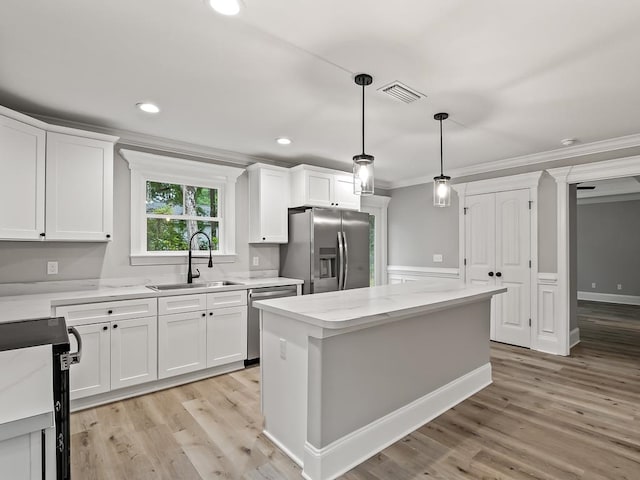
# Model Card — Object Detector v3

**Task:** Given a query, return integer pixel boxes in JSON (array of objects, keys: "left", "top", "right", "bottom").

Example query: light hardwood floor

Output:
[{"left": 71, "top": 301, "right": 640, "bottom": 479}]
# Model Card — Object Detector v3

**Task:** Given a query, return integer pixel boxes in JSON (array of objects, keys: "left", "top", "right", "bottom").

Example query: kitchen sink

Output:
[{"left": 146, "top": 281, "right": 241, "bottom": 291}]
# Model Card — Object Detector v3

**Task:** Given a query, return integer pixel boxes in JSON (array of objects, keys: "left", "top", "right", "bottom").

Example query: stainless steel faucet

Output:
[{"left": 187, "top": 230, "right": 213, "bottom": 283}]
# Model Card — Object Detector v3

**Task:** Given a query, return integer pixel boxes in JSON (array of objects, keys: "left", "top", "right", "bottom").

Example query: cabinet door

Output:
[
  {"left": 494, "top": 189, "right": 531, "bottom": 348},
  {"left": 206, "top": 306, "right": 247, "bottom": 368},
  {"left": 69, "top": 323, "right": 110, "bottom": 400},
  {"left": 158, "top": 312, "right": 207, "bottom": 379},
  {"left": 45, "top": 132, "right": 113, "bottom": 241},
  {"left": 333, "top": 174, "right": 360, "bottom": 210},
  {"left": 0, "top": 116, "right": 45, "bottom": 240},
  {"left": 0, "top": 431, "right": 43, "bottom": 480},
  {"left": 306, "top": 171, "right": 334, "bottom": 207},
  {"left": 259, "top": 168, "right": 289, "bottom": 242},
  {"left": 110, "top": 316, "right": 158, "bottom": 389}
]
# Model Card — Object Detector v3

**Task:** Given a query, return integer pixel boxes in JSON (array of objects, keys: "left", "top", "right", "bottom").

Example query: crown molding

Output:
[{"left": 387, "top": 132, "right": 640, "bottom": 190}]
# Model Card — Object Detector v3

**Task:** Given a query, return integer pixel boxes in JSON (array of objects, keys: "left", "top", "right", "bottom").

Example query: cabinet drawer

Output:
[
  {"left": 56, "top": 297, "right": 157, "bottom": 326},
  {"left": 206, "top": 290, "right": 247, "bottom": 309},
  {"left": 158, "top": 294, "right": 207, "bottom": 315}
]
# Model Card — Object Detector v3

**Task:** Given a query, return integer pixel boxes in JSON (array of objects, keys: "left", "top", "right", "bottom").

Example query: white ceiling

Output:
[{"left": 2, "top": 0, "right": 640, "bottom": 186}]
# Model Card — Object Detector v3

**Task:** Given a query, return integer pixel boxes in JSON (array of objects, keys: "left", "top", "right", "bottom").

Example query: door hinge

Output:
[
  {"left": 528, "top": 201, "right": 532, "bottom": 210},
  {"left": 529, "top": 318, "right": 531, "bottom": 327},
  {"left": 529, "top": 260, "right": 532, "bottom": 268},
  {"left": 464, "top": 258, "right": 467, "bottom": 266},
  {"left": 464, "top": 207, "right": 468, "bottom": 215}
]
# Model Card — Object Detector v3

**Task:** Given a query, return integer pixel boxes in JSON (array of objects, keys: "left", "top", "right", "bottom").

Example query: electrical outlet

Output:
[
  {"left": 591, "top": 282, "right": 596, "bottom": 289},
  {"left": 617, "top": 284, "right": 622, "bottom": 290},
  {"left": 252, "top": 256, "right": 259, "bottom": 266},
  {"left": 433, "top": 254, "right": 443, "bottom": 263},
  {"left": 279, "top": 338, "right": 287, "bottom": 360},
  {"left": 47, "top": 261, "right": 58, "bottom": 275}
]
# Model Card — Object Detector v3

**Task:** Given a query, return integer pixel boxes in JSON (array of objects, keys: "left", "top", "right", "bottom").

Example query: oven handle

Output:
[{"left": 68, "top": 326, "right": 82, "bottom": 365}]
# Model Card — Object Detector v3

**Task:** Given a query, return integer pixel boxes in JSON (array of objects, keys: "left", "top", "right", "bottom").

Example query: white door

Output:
[
  {"left": 260, "top": 168, "right": 289, "bottom": 242},
  {"left": 45, "top": 132, "right": 113, "bottom": 241},
  {"left": 333, "top": 174, "right": 360, "bottom": 210},
  {"left": 206, "top": 306, "right": 247, "bottom": 368},
  {"left": 110, "top": 316, "right": 158, "bottom": 389},
  {"left": 465, "top": 190, "right": 531, "bottom": 347},
  {"left": 69, "top": 323, "right": 110, "bottom": 400},
  {"left": 494, "top": 189, "right": 531, "bottom": 347},
  {"left": 158, "top": 312, "right": 207, "bottom": 379},
  {"left": 306, "top": 171, "right": 333, "bottom": 207},
  {"left": 0, "top": 116, "right": 45, "bottom": 240}
]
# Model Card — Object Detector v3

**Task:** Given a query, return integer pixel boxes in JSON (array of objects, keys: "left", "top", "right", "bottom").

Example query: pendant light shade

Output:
[
  {"left": 353, "top": 74, "right": 374, "bottom": 195},
  {"left": 433, "top": 112, "right": 451, "bottom": 207}
]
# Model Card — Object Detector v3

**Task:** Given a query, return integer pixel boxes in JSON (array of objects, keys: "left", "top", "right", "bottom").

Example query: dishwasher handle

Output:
[{"left": 249, "top": 288, "right": 298, "bottom": 300}]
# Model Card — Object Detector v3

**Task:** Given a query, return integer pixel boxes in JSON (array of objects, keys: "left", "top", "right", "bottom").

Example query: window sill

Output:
[{"left": 130, "top": 253, "right": 237, "bottom": 266}]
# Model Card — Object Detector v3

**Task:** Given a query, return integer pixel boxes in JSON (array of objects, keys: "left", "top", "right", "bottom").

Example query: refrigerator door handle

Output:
[
  {"left": 343, "top": 231, "right": 349, "bottom": 290},
  {"left": 337, "top": 231, "right": 345, "bottom": 290}
]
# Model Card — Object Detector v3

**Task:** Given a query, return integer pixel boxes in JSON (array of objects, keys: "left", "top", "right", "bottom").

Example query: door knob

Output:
[{"left": 488, "top": 272, "right": 494, "bottom": 277}]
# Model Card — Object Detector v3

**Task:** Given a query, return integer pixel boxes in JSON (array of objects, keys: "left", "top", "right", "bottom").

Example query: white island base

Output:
[{"left": 256, "top": 282, "right": 506, "bottom": 480}]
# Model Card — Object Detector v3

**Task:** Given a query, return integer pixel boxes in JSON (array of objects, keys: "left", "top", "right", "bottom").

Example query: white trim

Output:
[
  {"left": 452, "top": 171, "right": 543, "bottom": 196},
  {"left": 263, "top": 430, "right": 304, "bottom": 469},
  {"left": 361, "top": 196, "right": 391, "bottom": 286},
  {"left": 388, "top": 133, "right": 640, "bottom": 189},
  {"left": 386, "top": 265, "right": 460, "bottom": 279},
  {"left": 120, "top": 149, "right": 244, "bottom": 262},
  {"left": 570, "top": 328, "right": 581, "bottom": 349},
  {"left": 577, "top": 291, "right": 640, "bottom": 306},
  {"left": 537, "top": 272, "right": 558, "bottom": 284},
  {"left": 548, "top": 154, "right": 640, "bottom": 357},
  {"left": 578, "top": 193, "right": 640, "bottom": 205},
  {"left": 300, "top": 363, "right": 492, "bottom": 480}
]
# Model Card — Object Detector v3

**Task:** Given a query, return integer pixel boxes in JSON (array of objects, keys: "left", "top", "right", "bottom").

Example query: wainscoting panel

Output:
[
  {"left": 534, "top": 273, "right": 563, "bottom": 354},
  {"left": 386, "top": 266, "right": 460, "bottom": 285}
]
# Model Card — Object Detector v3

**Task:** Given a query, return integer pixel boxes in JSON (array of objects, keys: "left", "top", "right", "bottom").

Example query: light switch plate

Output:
[
  {"left": 279, "top": 338, "right": 287, "bottom": 359},
  {"left": 591, "top": 282, "right": 596, "bottom": 289},
  {"left": 617, "top": 284, "right": 622, "bottom": 290},
  {"left": 433, "top": 254, "right": 443, "bottom": 263},
  {"left": 252, "top": 256, "right": 259, "bottom": 266},
  {"left": 47, "top": 261, "right": 58, "bottom": 275}
]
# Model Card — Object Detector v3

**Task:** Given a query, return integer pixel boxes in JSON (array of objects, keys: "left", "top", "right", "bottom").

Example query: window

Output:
[
  {"left": 146, "top": 181, "right": 220, "bottom": 252},
  {"left": 121, "top": 149, "right": 244, "bottom": 265}
]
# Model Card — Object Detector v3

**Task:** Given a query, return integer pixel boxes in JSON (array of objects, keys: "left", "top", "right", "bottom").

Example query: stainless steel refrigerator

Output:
[{"left": 280, "top": 208, "right": 370, "bottom": 294}]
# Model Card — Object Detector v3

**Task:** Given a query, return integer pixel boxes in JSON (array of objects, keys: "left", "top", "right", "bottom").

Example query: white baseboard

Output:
[
  {"left": 301, "top": 363, "right": 492, "bottom": 480},
  {"left": 570, "top": 328, "right": 581, "bottom": 348},
  {"left": 577, "top": 291, "right": 640, "bottom": 306}
]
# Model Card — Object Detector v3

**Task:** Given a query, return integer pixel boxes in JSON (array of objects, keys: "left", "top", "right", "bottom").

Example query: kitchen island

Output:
[{"left": 254, "top": 280, "right": 506, "bottom": 480}]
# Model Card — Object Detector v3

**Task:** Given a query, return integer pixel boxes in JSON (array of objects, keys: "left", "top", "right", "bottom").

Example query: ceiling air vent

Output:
[{"left": 378, "top": 81, "right": 423, "bottom": 104}]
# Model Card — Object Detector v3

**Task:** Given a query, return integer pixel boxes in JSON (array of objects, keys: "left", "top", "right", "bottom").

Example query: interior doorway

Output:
[{"left": 360, "top": 195, "right": 390, "bottom": 286}]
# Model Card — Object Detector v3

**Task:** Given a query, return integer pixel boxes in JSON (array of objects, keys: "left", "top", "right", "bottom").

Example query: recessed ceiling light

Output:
[
  {"left": 208, "top": 0, "right": 240, "bottom": 16},
  {"left": 276, "top": 137, "right": 292, "bottom": 145},
  {"left": 561, "top": 138, "right": 577, "bottom": 146},
  {"left": 136, "top": 102, "right": 160, "bottom": 114}
]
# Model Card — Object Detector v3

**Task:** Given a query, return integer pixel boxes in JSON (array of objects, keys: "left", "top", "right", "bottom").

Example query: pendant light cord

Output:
[
  {"left": 361, "top": 83, "right": 365, "bottom": 154},
  {"left": 439, "top": 117, "right": 444, "bottom": 177}
]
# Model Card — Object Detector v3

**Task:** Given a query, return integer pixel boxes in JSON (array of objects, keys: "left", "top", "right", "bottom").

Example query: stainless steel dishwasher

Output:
[{"left": 246, "top": 285, "right": 299, "bottom": 365}]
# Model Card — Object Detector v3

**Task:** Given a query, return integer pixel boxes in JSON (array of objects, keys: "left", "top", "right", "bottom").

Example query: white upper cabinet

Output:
[
  {"left": 0, "top": 106, "right": 118, "bottom": 242},
  {"left": 290, "top": 165, "right": 360, "bottom": 210},
  {"left": 0, "top": 115, "right": 46, "bottom": 240},
  {"left": 248, "top": 164, "right": 290, "bottom": 243},
  {"left": 45, "top": 132, "right": 114, "bottom": 241}
]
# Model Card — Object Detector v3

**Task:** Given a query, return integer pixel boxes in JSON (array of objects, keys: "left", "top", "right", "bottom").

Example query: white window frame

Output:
[
  {"left": 121, "top": 149, "right": 244, "bottom": 265},
  {"left": 360, "top": 195, "right": 391, "bottom": 286}
]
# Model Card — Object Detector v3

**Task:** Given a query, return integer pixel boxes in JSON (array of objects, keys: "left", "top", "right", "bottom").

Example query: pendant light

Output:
[
  {"left": 433, "top": 112, "right": 452, "bottom": 207},
  {"left": 353, "top": 73, "right": 374, "bottom": 195}
]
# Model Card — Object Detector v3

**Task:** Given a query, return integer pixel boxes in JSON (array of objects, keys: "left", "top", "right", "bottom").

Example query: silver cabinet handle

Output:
[{"left": 68, "top": 326, "right": 82, "bottom": 365}]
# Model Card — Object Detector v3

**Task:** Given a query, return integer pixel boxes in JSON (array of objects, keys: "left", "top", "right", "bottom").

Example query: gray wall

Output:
[
  {"left": 0, "top": 149, "right": 280, "bottom": 284},
  {"left": 576, "top": 198, "right": 640, "bottom": 296},
  {"left": 387, "top": 183, "right": 459, "bottom": 268}
]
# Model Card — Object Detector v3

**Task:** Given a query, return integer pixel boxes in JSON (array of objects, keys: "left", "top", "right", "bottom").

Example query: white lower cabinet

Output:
[
  {"left": 69, "top": 322, "right": 111, "bottom": 400},
  {"left": 110, "top": 316, "right": 157, "bottom": 389},
  {"left": 158, "top": 311, "right": 207, "bottom": 379},
  {"left": 207, "top": 306, "right": 247, "bottom": 368}
]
